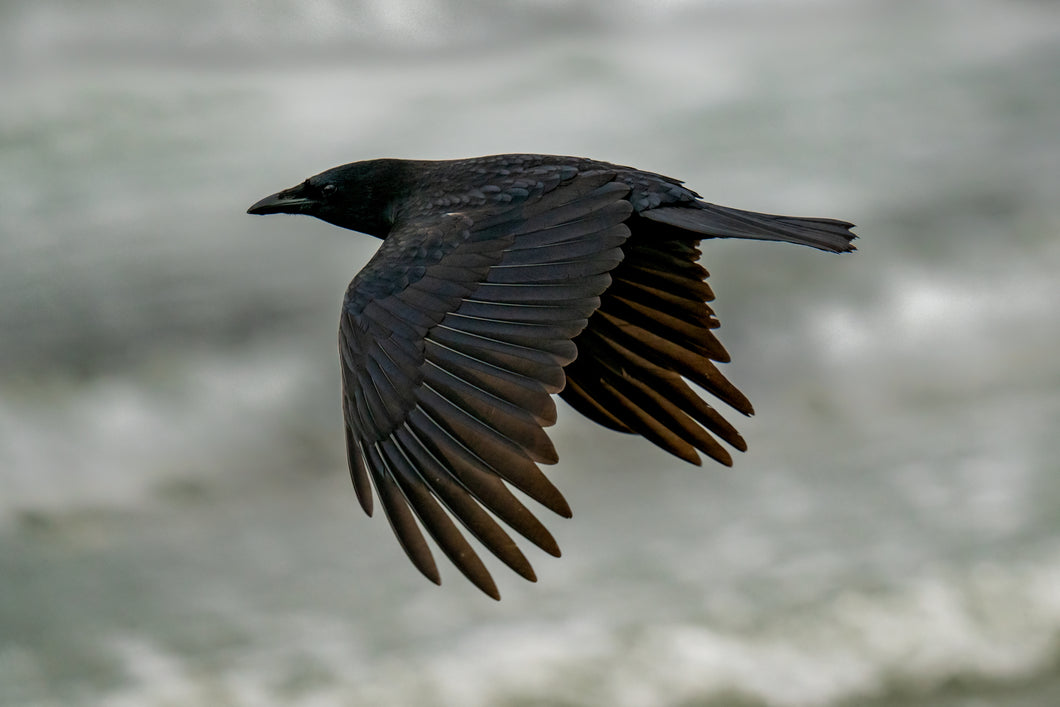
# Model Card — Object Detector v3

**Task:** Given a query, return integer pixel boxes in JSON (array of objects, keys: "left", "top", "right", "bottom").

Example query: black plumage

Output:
[{"left": 247, "top": 154, "right": 856, "bottom": 598}]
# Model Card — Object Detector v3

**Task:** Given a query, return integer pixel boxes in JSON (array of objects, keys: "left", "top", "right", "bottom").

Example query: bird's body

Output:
[{"left": 248, "top": 154, "right": 856, "bottom": 598}]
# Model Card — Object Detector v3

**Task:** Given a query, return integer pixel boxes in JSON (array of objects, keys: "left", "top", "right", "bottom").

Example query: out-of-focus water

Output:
[{"left": 3, "top": 1, "right": 1059, "bottom": 705}]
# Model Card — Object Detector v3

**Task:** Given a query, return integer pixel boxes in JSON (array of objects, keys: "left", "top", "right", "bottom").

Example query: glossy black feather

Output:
[{"left": 247, "top": 153, "right": 856, "bottom": 598}]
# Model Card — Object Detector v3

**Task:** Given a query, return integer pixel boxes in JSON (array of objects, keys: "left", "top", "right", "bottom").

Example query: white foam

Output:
[
  {"left": 69, "top": 552, "right": 1060, "bottom": 706},
  {"left": 0, "top": 347, "right": 314, "bottom": 526}
]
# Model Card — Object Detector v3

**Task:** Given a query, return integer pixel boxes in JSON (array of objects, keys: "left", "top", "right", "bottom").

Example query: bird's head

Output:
[{"left": 247, "top": 159, "right": 407, "bottom": 238}]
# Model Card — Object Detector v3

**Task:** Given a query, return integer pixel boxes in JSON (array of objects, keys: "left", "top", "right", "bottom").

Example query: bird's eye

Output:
[{"left": 322, "top": 184, "right": 336, "bottom": 197}]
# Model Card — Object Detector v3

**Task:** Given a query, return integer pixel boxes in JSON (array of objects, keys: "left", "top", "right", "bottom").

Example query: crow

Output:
[{"left": 248, "top": 154, "right": 856, "bottom": 599}]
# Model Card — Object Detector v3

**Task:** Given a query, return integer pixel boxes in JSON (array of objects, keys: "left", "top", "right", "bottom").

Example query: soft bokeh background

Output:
[{"left": 3, "top": 1, "right": 1059, "bottom": 705}]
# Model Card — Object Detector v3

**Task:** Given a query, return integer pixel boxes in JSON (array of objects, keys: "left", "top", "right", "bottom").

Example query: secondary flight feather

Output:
[{"left": 247, "top": 153, "right": 856, "bottom": 598}]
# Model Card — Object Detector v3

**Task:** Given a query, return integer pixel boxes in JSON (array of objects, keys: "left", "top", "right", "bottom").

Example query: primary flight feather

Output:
[{"left": 247, "top": 153, "right": 856, "bottom": 599}]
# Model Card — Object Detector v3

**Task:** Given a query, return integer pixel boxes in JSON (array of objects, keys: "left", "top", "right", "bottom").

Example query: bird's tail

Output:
[{"left": 642, "top": 202, "right": 857, "bottom": 253}]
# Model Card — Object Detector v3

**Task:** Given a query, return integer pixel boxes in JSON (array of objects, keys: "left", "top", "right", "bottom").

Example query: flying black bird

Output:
[{"left": 248, "top": 154, "right": 856, "bottom": 598}]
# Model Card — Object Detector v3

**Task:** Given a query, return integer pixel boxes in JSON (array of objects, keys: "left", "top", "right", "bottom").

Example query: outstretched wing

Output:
[
  {"left": 339, "top": 172, "right": 632, "bottom": 598},
  {"left": 558, "top": 168, "right": 857, "bottom": 467},
  {"left": 560, "top": 214, "right": 753, "bottom": 467}
]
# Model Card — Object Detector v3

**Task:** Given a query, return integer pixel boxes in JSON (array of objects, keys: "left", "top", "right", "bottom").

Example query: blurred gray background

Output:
[{"left": 2, "top": 1, "right": 1059, "bottom": 705}]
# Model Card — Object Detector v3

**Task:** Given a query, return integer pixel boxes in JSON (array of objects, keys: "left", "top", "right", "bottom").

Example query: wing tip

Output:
[
  {"left": 478, "top": 575, "right": 502, "bottom": 600},
  {"left": 346, "top": 429, "right": 375, "bottom": 516}
]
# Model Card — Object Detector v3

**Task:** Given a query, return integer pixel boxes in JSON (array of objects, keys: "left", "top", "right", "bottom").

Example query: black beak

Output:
[{"left": 247, "top": 184, "right": 315, "bottom": 215}]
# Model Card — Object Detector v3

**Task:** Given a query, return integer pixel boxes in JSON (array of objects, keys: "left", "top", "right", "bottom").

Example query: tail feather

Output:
[{"left": 642, "top": 202, "right": 857, "bottom": 253}]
